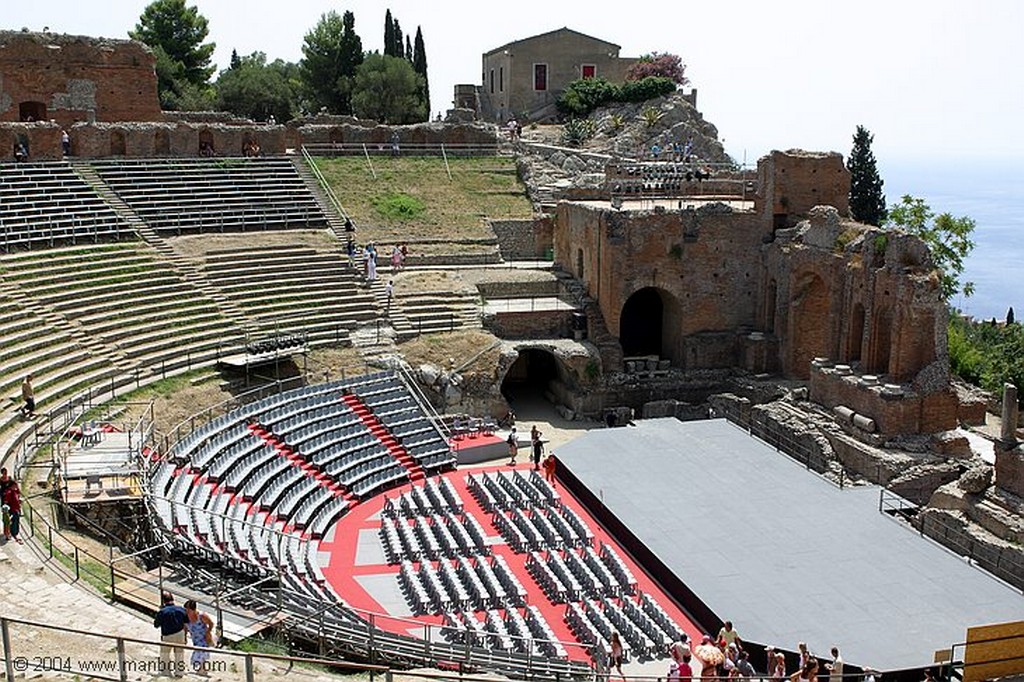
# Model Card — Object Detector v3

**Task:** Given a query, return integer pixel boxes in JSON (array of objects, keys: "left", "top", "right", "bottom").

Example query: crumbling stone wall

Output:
[
  {"left": 491, "top": 217, "right": 553, "bottom": 260},
  {"left": 555, "top": 200, "right": 766, "bottom": 370},
  {"left": 756, "top": 149, "right": 849, "bottom": 227},
  {"left": 0, "top": 32, "right": 161, "bottom": 127},
  {"left": 554, "top": 150, "right": 957, "bottom": 436}
]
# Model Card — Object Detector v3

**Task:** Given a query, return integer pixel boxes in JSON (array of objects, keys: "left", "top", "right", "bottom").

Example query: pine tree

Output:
[
  {"left": 383, "top": 9, "right": 394, "bottom": 57},
  {"left": 847, "top": 125, "right": 887, "bottom": 226},
  {"left": 412, "top": 26, "right": 429, "bottom": 120}
]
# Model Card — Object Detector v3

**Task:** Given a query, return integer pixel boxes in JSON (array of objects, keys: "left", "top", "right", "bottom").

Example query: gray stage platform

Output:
[{"left": 556, "top": 418, "right": 1024, "bottom": 671}]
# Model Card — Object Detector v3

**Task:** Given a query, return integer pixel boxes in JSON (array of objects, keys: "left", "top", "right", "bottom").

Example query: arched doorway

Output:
[
  {"left": 620, "top": 287, "right": 664, "bottom": 358},
  {"left": 869, "top": 307, "right": 892, "bottom": 375},
  {"left": 848, "top": 302, "right": 865, "bottom": 364},
  {"left": 502, "top": 348, "right": 558, "bottom": 398},
  {"left": 198, "top": 129, "right": 214, "bottom": 156},
  {"left": 789, "top": 272, "right": 831, "bottom": 378},
  {"left": 19, "top": 101, "right": 46, "bottom": 122}
]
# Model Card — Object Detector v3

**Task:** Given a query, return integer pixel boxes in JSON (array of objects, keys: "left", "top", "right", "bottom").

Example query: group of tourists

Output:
[
  {"left": 505, "top": 425, "right": 557, "bottom": 483},
  {"left": 356, "top": 242, "right": 409, "bottom": 282},
  {"left": 650, "top": 622, "right": 849, "bottom": 682}
]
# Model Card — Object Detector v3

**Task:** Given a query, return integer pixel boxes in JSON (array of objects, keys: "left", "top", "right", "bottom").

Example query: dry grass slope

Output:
[{"left": 316, "top": 156, "right": 533, "bottom": 245}]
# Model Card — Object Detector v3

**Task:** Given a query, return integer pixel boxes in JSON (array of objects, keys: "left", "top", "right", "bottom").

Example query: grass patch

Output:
[
  {"left": 316, "top": 156, "right": 532, "bottom": 245},
  {"left": 370, "top": 192, "right": 426, "bottom": 221}
]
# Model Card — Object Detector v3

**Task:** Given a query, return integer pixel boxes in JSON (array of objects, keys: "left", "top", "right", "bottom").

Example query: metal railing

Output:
[
  {"left": 302, "top": 142, "right": 500, "bottom": 158},
  {"left": 717, "top": 403, "right": 840, "bottom": 485},
  {"left": 299, "top": 145, "right": 351, "bottom": 222},
  {"left": 0, "top": 615, "right": 386, "bottom": 682}
]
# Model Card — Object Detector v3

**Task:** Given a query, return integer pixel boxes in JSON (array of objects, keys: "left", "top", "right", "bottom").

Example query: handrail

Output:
[
  {"left": 299, "top": 145, "right": 352, "bottom": 219},
  {"left": 394, "top": 363, "right": 451, "bottom": 440},
  {"left": 441, "top": 144, "right": 453, "bottom": 181},
  {"left": 0, "top": 614, "right": 387, "bottom": 682},
  {"left": 361, "top": 143, "right": 378, "bottom": 179},
  {"left": 304, "top": 142, "right": 499, "bottom": 158}
]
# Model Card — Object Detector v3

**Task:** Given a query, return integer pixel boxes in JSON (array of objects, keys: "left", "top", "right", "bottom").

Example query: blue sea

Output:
[{"left": 882, "top": 158, "right": 1023, "bottom": 321}]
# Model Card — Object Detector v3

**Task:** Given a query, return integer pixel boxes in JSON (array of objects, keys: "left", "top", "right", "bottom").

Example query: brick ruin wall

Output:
[
  {"left": 491, "top": 217, "right": 553, "bottom": 260},
  {"left": 0, "top": 32, "right": 162, "bottom": 127},
  {"left": 555, "top": 151, "right": 959, "bottom": 435},
  {"left": 0, "top": 120, "right": 499, "bottom": 162}
]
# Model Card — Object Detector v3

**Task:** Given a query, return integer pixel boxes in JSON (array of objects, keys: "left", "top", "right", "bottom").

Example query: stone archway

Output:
[
  {"left": 501, "top": 348, "right": 561, "bottom": 404},
  {"left": 155, "top": 129, "right": 171, "bottom": 155},
  {"left": 789, "top": 272, "right": 831, "bottom": 378},
  {"left": 19, "top": 101, "right": 46, "bottom": 122},
  {"left": 619, "top": 287, "right": 682, "bottom": 364},
  {"left": 869, "top": 307, "right": 893, "bottom": 375}
]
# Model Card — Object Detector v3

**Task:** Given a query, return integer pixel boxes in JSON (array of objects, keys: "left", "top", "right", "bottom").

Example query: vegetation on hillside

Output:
[
  {"left": 316, "top": 156, "right": 532, "bottom": 244},
  {"left": 132, "top": 2, "right": 432, "bottom": 121},
  {"left": 949, "top": 314, "right": 1024, "bottom": 404},
  {"left": 557, "top": 76, "right": 678, "bottom": 118}
]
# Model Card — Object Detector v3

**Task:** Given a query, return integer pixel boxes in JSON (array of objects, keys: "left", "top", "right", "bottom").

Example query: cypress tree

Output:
[
  {"left": 405, "top": 35, "right": 413, "bottom": 62},
  {"left": 383, "top": 9, "right": 394, "bottom": 57},
  {"left": 847, "top": 125, "right": 887, "bottom": 226},
  {"left": 413, "top": 26, "right": 429, "bottom": 120},
  {"left": 393, "top": 20, "right": 403, "bottom": 61},
  {"left": 229, "top": 48, "right": 241, "bottom": 70},
  {"left": 1008, "top": 307, "right": 1016, "bottom": 325}
]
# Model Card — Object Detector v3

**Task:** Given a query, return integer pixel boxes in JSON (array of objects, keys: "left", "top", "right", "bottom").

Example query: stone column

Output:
[
  {"left": 1000, "top": 383, "right": 1018, "bottom": 445},
  {"left": 995, "top": 383, "right": 1023, "bottom": 497}
]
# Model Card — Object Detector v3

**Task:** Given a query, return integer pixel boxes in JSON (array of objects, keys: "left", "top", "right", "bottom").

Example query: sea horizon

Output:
[{"left": 877, "top": 156, "right": 1021, "bottom": 322}]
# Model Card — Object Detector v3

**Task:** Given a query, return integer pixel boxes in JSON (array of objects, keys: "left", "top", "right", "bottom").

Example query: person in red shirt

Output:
[
  {"left": 543, "top": 453, "right": 557, "bottom": 485},
  {"left": 3, "top": 479, "right": 23, "bottom": 544}
]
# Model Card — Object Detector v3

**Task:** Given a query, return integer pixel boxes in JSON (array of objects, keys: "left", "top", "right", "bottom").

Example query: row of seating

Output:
[
  {"left": 467, "top": 470, "right": 561, "bottom": 514},
  {"left": 0, "top": 162, "right": 129, "bottom": 251},
  {"left": 384, "top": 478, "right": 464, "bottom": 519},
  {"left": 397, "top": 553, "right": 525, "bottom": 616},
  {"left": 93, "top": 156, "right": 327, "bottom": 235}
]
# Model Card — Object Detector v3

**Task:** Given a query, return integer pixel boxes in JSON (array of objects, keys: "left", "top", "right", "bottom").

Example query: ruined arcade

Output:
[{"left": 554, "top": 150, "right": 958, "bottom": 437}]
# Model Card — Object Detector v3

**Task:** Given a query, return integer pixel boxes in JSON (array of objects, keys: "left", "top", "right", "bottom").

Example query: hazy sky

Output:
[{"left": 5, "top": 0, "right": 1023, "bottom": 165}]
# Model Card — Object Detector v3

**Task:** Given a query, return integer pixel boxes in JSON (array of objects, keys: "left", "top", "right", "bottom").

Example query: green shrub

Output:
[
  {"left": 556, "top": 75, "right": 676, "bottom": 118},
  {"left": 618, "top": 76, "right": 677, "bottom": 103},
  {"left": 556, "top": 78, "right": 618, "bottom": 117},
  {"left": 639, "top": 106, "right": 664, "bottom": 128}
]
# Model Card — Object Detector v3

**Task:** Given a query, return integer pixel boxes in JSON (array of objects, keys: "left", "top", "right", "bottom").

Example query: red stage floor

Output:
[{"left": 317, "top": 464, "right": 702, "bottom": 661}]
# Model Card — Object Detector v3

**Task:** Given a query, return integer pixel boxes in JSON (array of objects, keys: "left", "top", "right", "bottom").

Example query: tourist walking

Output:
[
  {"left": 506, "top": 427, "right": 519, "bottom": 466},
  {"left": 530, "top": 425, "right": 543, "bottom": 470},
  {"left": 825, "top": 647, "right": 843, "bottom": 682},
  {"left": 21, "top": 375, "right": 35, "bottom": 419},
  {"left": 184, "top": 599, "right": 216, "bottom": 675},
  {"left": 365, "top": 245, "right": 378, "bottom": 282},
  {"left": 153, "top": 592, "right": 188, "bottom": 677},
  {"left": 61, "top": 129, "right": 71, "bottom": 156},
  {"left": 609, "top": 632, "right": 626, "bottom": 680}
]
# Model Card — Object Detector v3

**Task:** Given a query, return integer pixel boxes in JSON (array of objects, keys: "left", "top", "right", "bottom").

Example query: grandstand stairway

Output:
[
  {"left": 340, "top": 393, "right": 425, "bottom": 483},
  {"left": 247, "top": 423, "right": 358, "bottom": 507},
  {"left": 290, "top": 155, "right": 351, "bottom": 242}
]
